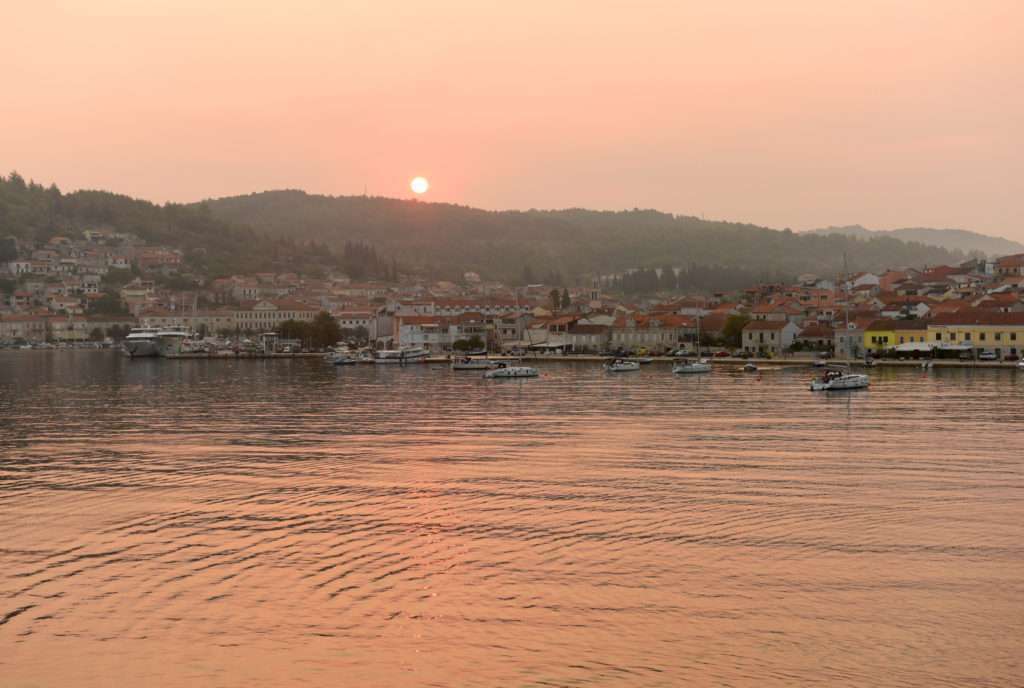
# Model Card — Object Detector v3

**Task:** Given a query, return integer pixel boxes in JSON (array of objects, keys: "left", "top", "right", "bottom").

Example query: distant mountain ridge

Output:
[{"left": 807, "top": 225, "right": 1023, "bottom": 258}]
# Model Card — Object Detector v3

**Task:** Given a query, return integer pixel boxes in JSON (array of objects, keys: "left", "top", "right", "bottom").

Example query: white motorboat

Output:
[
  {"left": 123, "top": 328, "right": 160, "bottom": 357},
  {"left": 810, "top": 364, "right": 869, "bottom": 391},
  {"left": 1017, "top": 360, "right": 1024, "bottom": 370},
  {"left": 374, "top": 347, "right": 428, "bottom": 364},
  {"left": 483, "top": 363, "right": 539, "bottom": 379},
  {"left": 329, "top": 352, "right": 359, "bottom": 365},
  {"left": 813, "top": 358, "right": 828, "bottom": 368},
  {"left": 673, "top": 358, "right": 712, "bottom": 374},
  {"left": 605, "top": 359, "right": 640, "bottom": 372},
  {"left": 742, "top": 362, "right": 759, "bottom": 373},
  {"left": 920, "top": 360, "right": 935, "bottom": 370},
  {"left": 628, "top": 356, "right": 654, "bottom": 365},
  {"left": 451, "top": 357, "right": 501, "bottom": 371}
]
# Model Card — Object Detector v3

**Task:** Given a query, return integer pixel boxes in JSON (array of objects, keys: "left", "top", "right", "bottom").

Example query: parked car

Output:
[
  {"left": 670, "top": 348, "right": 691, "bottom": 357},
  {"left": 978, "top": 351, "right": 998, "bottom": 361},
  {"left": 713, "top": 350, "right": 731, "bottom": 358},
  {"left": 1004, "top": 353, "right": 1020, "bottom": 361}
]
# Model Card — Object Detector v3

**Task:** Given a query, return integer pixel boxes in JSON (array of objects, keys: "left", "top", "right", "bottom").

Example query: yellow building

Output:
[
  {"left": 863, "top": 319, "right": 929, "bottom": 352},
  {"left": 928, "top": 312, "right": 1024, "bottom": 357}
]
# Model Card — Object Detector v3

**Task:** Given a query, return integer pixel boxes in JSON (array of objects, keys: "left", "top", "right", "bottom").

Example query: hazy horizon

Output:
[{"left": 5, "top": 1, "right": 1023, "bottom": 239}]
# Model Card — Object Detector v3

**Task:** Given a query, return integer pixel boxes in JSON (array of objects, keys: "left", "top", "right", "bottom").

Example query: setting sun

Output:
[{"left": 410, "top": 176, "right": 429, "bottom": 194}]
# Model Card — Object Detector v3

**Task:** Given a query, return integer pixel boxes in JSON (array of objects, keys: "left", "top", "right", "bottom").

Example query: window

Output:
[
  {"left": 995, "top": 332, "right": 1002, "bottom": 341},
  {"left": 965, "top": 332, "right": 972, "bottom": 340},
  {"left": 935, "top": 333, "right": 942, "bottom": 341},
  {"left": 1012, "top": 333, "right": 1018, "bottom": 341},
  {"left": 980, "top": 332, "right": 986, "bottom": 341}
]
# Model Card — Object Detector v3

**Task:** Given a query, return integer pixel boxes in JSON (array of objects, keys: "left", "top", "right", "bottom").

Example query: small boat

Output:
[
  {"left": 742, "top": 362, "right": 759, "bottom": 373},
  {"left": 863, "top": 358, "right": 877, "bottom": 368},
  {"left": 451, "top": 357, "right": 501, "bottom": 371},
  {"left": 628, "top": 356, "right": 654, "bottom": 365},
  {"left": 810, "top": 364, "right": 869, "bottom": 391},
  {"left": 672, "top": 358, "right": 712, "bottom": 374},
  {"left": 483, "top": 363, "right": 539, "bottom": 379},
  {"left": 673, "top": 312, "right": 711, "bottom": 374},
  {"left": 374, "top": 347, "right": 429, "bottom": 364},
  {"left": 329, "top": 351, "right": 359, "bottom": 365},
  {"left": 605, "top": 359, "right": 641, "bottom": 373},
  {"left": 920, "top": 360, "right": 935, "bottom": 370},
  {"left": 1017, "top": 360, "right": 1024, "bottom": 370},
  {"left": 813, "top": 358, "right": 828, "bottom": 368}
]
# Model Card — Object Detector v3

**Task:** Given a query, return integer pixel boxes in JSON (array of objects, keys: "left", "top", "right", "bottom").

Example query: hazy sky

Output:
[{"left": 5, "top": 1, "right": 1023, "bottom": 239}]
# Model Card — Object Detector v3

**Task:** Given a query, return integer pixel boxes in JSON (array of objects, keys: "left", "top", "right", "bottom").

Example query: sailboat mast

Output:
[{"left": 843, "top": 252, "right": 850, "bottom": 331}]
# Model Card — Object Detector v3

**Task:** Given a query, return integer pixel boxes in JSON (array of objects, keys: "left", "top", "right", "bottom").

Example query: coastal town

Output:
[{"left": 3, "top": 228, "right": 1024, "bottom": 363}]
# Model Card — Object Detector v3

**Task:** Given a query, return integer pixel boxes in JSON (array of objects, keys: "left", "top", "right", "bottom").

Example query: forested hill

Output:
[
  {"left": 0, "top": 174, "right": 340, "bottom": 276},
  {"left": 203, "top": 190, "right": 965, "bottom": 288},
  {"left": 0, "top": 172, "right": 971, "bottom": 290},
  {"left": 808, "top": 224, "right": 1024, "bottom": 257}
]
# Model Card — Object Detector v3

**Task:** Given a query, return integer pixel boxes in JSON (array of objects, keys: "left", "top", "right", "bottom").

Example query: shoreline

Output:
[{"left": 7, "top": 349, "right": 1019, "bottom": 369}]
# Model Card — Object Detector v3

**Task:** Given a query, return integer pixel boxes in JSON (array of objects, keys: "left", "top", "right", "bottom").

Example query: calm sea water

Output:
[{"left": 2, "top": 351, "right": 1023, "bottom": 687}]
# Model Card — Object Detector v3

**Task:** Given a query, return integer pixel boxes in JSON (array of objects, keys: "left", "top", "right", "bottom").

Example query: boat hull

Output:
[
  {"left": 673, "top": 363, "right": 712, "bottom": 374},
  {"left": 452, "top": 359, "right": 500, "bottom": 370},
  {"left": 374, "top": 348, "right": 428, "bottom": 364},
  {"left": 484, "top": 366, "right": 538, "bottom": 379},
  {"left": 123, "top": 340, "right": 159, "bottom": 357},
  {"left": 810, "top": 374, "right": 869, "bottom": 391}
]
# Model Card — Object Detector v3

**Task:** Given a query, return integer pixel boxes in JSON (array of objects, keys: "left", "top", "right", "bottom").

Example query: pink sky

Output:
[{"left": 4, "top": 1, "right": 1023, "bottom": 239}]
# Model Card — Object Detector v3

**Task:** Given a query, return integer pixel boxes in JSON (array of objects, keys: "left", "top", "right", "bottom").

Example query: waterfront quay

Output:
[{"left": 152, "top": 351, "right": 1024, "bottom": 369}]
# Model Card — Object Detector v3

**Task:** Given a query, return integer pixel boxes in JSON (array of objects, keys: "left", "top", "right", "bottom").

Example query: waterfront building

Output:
[
  {"left": 232, "top": 299, "right": 318, "bottom": 332},
  {"left": 742, "top": 320, "right": 799, "bottom": 356},
  {"left": 928, "top": 311, "right": 1024, "bottom": 358}
]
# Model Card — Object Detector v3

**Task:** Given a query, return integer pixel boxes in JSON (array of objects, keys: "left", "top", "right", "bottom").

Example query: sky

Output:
[{"left": 4, "top": 1, "right": 1023, "bottom": 239}]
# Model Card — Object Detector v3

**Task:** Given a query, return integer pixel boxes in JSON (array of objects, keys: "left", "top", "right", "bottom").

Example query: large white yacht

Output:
[
  {"left": 123, "top": 328, "right": 160, "bottom": 357},
  {"left": 155, "top": 330, "right": 190, "bottom": 357},
  {"left": 374, "top": 347, "right": 429, "bottom": 364}
]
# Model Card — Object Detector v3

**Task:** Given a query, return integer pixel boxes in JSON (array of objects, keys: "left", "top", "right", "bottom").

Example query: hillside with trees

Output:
[
  {"left": 0, "top": 173, "right": 343, "bottom": 278},
  {"left": 807, "top": 224, "right": 1024, "bottom": 258},
  {"left": 203, "top": 190, "right": 966, "bottom": 289},
  {"left": 2, "top": 173, "right": 971, "bottom": 292}
]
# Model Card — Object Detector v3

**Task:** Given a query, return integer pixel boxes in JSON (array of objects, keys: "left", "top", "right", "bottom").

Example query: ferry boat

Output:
[
  {"left": 374, "top": 347, "right": 429, "bottom": 364},
  {"left": 483, "top": 363, "right": 539, "bottom": 379},
  {"left": 810, "top": 364, "right": 869, "bottom": 391},
  {"left": 123, "top": 328, "right": 160, "bottom": 357}
]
